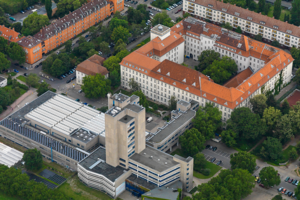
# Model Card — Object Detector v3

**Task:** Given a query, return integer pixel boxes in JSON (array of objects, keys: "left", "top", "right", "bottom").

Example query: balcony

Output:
[
  {"left": 246, "top": 28, "right": 250, "bottom": 32},
  {"left": 188, "top": 6, "right": 194, "bottom": 10},
  {"left": 206, "top": 12, "right": 212, "bottom": 16},
  {"left": 285, "top": 42, "right": 290, "bottom": 46},
  {"left": 259, "top": 30, "right": 263, "bottom": 33},
  {"left": 221, "top": 13, "right": 225, "bottom": 16},
  {"left": 207, "top": 16, "right": 212, "bottom": 20},
  {"left": 285, "top": 34, "right": 290, "bottom": 38},
  {"left": 233, "top": 24, "right": 238, "bottom": 28},
  {"left": 272, "top": 34, "right": 277, "bottom": 37},
  {"left": 246, "top": 22, "right": 250, "bottom": 25},
  {"left": 246, "top": 25, "right": 250, "bottom": 28},
  {"left": 188, "top": 9, "right": 194, "bottom": 14},
  {"left": 258, "top": 33, "right": 263, "bottom": 36},
  {"left": 272, "top": 30, "right": 277, "bottom": 33},
  {"left": 188, "top": 3, "right": 194, "bottom": 6},
  {"left": 285, "top": 38, "right": 290, "bottom": 42},
  {"left": 272, "top": 37, "right": 276, "bottom": 40},
  {"left": 233, "top": 21, "right": 238, "bottom": 24},
  {"left": 221, "top": 20, "right": 225, "bottom": 23},
  {"left": 221, "top": 16, "right": 225, "bottom": 20},
  {"left": 206, "top": 8, "right": 212, "bottom": 11},
  {"left": 234, "top": 17, "right": 238, "bottom": 20}
]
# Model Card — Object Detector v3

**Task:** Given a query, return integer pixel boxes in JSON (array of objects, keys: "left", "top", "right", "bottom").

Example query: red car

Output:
[
  {"left": 259, "top": 184, "right": 264, "bottom": 188},
  {"left": 289, "top": 178, "right": 294, "bottom": 183},
  {"left": 282, "top": 188, "right": 287, "bottom": 194}
]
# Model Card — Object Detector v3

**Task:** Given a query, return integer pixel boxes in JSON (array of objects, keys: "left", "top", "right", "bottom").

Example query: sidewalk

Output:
[{"left": 275, "top": 81, "right": 297, "bottom": 100}]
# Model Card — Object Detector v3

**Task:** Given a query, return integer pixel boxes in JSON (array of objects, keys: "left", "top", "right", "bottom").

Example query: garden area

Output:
[{"left": 151, "top": 0, "right": 181, "bottom": 9}]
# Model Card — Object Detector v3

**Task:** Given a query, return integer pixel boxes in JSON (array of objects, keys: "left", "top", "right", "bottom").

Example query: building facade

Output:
[
  {"left": 0, "top": 25, "right": 21, "bottom": 43},
  {"left": 0, "top": 76, "right": 7, "bottom": 87},
  {"left": 183, "top": 0, "right": 300, "bottom": 48},
  {"left": 120, "top": 18, "right": 294, "bottom": 122}
]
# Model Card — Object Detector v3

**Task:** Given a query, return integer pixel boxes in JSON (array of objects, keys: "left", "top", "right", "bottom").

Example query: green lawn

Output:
[
  {"left": 16, "top": 75, "right": 27, "bottom": 83},
  {"left": 267, "top": 6, "right": 291, "bottom": 22},
  {"left": 235, "top": 138, "right": 260, "bottom": 152},
  {"left": 7, "top": 72, "right": 17, "bottom": 76},
  {"left": 57, "top": 176, "right": 111, "bottom": 200},
  {"left": 4, "top": 84, "right": 27, "bottom": 96},
  {"left": 193, "top": 162, "right": 222, "bottom": 179}
]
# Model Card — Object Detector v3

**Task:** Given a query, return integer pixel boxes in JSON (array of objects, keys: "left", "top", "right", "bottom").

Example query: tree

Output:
[
  {"left": 195, "top": 50, "right": 220, "bottom": 72},
  {"left": 109, "top": 17, "right": 129, "bottom": 31},
  {"left": 271, "top": 40, "right": 280, "bottom": 47},
  {"left": 45, "top": 0, "right": 52, "bottom": 19},
  {"left": 99, "top": 41, "right": 111, "bottom": 55},
  {"left": 272, "top": 195, "right": 284, "bottom": 200},
  {"left": 266, "top": 94, "right": 279, "bottom": 108},
  {"left": 111, "top": 26, "right": 131, "bottom": 44},
  {"left": 259, "top": 166, "right": 281, "bottom": 188},
  {"left": 254, "top": 34, "right": 263, "bottom": 41},
  {"left": 250, "top": 94, "right": 267, "bottom": 117},
  {"left": 152, "top": 11, "right": 173, "bottom": 27},
  {"left": 21, "top": 12, "right": 50, "bottom": 36},
  {"left": 274, "top": 114, "right": 293, "bottom": 143},
  {"left": 0, "top": 7, "right": 4, "bottom": 17},
  {"left": 6, "top": 42, "right": 26, "bottom": 64},
  {"left": 133, "top": 90, "right": 149, "bottom": 110},
  {"left": 258, "top": 0, "right": 265, "bottom": 13},
  {"left": 235, "top": 26, "right": 242, "bottom": 33},
  {"left": 192, "top": 103, "right": 222, "bottom": 140},
  {"left": 260, "top": 137, "right": 282, "bottom": 160},
  {"left": 179, "top": 128, "right": 206, "bottom": 157},
  {"left": 295, "top": 182, "right": 300, "bottom": 200},
  {"left": 103, "top": 56, "right": 120, "bottom": 72},
  {"left": 290, "top": 0, "right": 300, "bottom": 25},
  {"left": 37, "top": 82, "right": 50, "bottom": 96},
  {"left": 281, "top": 99, "right": 290, "bottom": 115},
  {"left": 202, "top": 56, "right": 238, "bottom": 85},
  {"left": 128, "top": 78, "right": 140, "bottom": 92},
  {"left": 23, "top": 148, "right": 43, "bottom": 171},
  {"left": 114, "top": 40, "right": 127, "bottom": 54},
  {"left": 64, "top": 40, "right": 72, "bottom": 53},
  {"left": 289, "top": 148, "right": 298, "bottom": 160},
  {"left": 78, "top": 36, "right": 86, "bottom": 45},
  {"left": 262, "top": 107, "right": 282, "bottom": 133},
  {"left": 26, "top": 73, "right": 39, "bottom": 88},
  {"left": 296, "top": 141, "right": 300, "bottom": 154},
  {"left": 116, "top": 49, "right": 130, "bottom": 60},
  {"left": 228, "top": 107, "right": 267, "bottom": 141},
  {"left": 87, "top": 49, "right": 98, "bottom": 57},
  {"left": 230, "top": 151, "right": 256, "bottom": 173},
  {"left": 23, "top": 0, "right": 28, "bottom": 10},
  {"left": 50, "top": 58, "right": 66, "bottom": 77},
  {"left": 194, "top": 153, "right": 206, "bottom": 171},
  {"left": 82, "top": 74, "right": 111, "bottom": 98},
  {"left": 0, "top": 52, "right": 11, "bottom": 72},
  {"left": 193, "top": 169, "right": 255, "bottom": 200},
  {"left": 273, "top": 0, "right": 282, "bottom": 19},
  {"left": 0, "top": 17, "right": 10, "bottom": 28},
  {"left": 221, "top": 129, "right": 238, "bottom": 147},
  {"left": 109, "top": 70, "right": 120, "bottom": 88},
  {"left": 10, "top": 22, "right": 22, "bottom": 32},
  {"left": 0, "top": 37, "right": 8, "bottom": 53},
  {"left": 295, "top": 68, "right": 300, "bottom": 85},
  {"left": 221, "top": 22, "right": 233, "bottom": 30},
  {"left": 89, "top": 26, "right": 97, "bottom": 39},
  {"left": 168, "top": 96, "right": 177, "bottom": 110},
  {"left": 264, "top": 3, "right": 272, "bottom": 15}
]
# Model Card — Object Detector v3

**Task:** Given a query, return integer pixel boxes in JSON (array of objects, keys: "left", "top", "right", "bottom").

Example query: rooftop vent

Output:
[
  {"left": 158, "top": 25, "right": 163, "bottom": 31},
  {"left": 165, "top": 162, "right": 168, "bottom": 165}
]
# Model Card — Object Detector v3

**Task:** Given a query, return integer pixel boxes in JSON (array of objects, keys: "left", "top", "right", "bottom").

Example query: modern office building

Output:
[
  {"left": 183, "top": 0, "right": 300, "bottom": 48},
  {"left": 120, "top": 17, "right": 294, "bottom": 121},
  {"left": 76, "top": 54, "right": 109, "bottom": 85},
  {"left": 0, "top": 91, "right": 194, "bottom": 198}
]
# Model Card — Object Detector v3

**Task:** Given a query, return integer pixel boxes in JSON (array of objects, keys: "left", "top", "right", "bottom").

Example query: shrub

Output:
[{"left": 199, "top": 168, "right": 211, "bottom": 176}]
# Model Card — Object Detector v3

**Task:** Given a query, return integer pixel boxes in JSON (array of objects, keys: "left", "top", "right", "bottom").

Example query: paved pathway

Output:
[
  {"left": 248, "top": 137, "right": 266, "bottom": 152},
  {"left": 275, "top": 81, "right": 297, "bottom": 101}
]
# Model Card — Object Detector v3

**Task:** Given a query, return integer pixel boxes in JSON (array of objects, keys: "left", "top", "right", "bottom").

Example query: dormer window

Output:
[
  {"left": 222, "top": 8, "right": 227, "bottom": 12},
  {"left": 247, "top": 17, "right": 252, "bottom": 21},
  {"left": 234, "top": 12, "right": 240, "bottom": 16},
  {"left": 260, "top": 21, "right": 265, "bottom": 25},
  {"left": 273, "top": 25, "right": 278, "bottom": 29},
  {"left": 287, "top": 30, "right": 292, "bottom": 34},
  {"left": 208, "top": 4, "right": 213, "bottom": 8}
]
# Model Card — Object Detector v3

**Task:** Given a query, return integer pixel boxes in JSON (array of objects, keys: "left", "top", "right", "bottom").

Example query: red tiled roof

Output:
[
  {"left": 121, "top": 17, "right": 294, "bottom": 109},
  {"left": 0, "top": 25, "right": 21, "bottom": 43},
  {"left": 76, "top": 55, "right": 108, "bottom": 76}
]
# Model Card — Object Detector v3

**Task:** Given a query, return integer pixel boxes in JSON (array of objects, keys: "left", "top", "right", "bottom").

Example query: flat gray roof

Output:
[
  {"left": 151, "top": 24, "right": 170, "bottom": 36},
  {"left": 119, "top": 115, "right": 134, "bottom": 124},
  {"left": 143, "top": 181, "right": 182, "bottom": 200},
  {"left": 71, "top": 128, "right": 98, "bottom": 143},
  {"left": 173, "top": 154, "right": 193, "bottom": 162},
  {"left": 129, "top": 146, "right": 179, "bottom": 173},
  {"left": 111, "top": 93, "right": 130, "bottom": 103},
  {"left": 126, "top": 174, "right": 157, "bottom": 190},
  {"left": 177, "top": 100, "right": 190, "bottom": 107},
  {"left": 0, "top": 76, "right": 5, "bottom": 82},
  {"left": 79, "top": 147, "right": 127, "bottom": 182},
  {"left": 124, "top": 104, "right": 144, "bottom": 113},
  {"left": 148, "top": 110, "right": 195, "bottom": 143},
  {"left": 130, "top": 95, "right": 139, "bottom": 102}
]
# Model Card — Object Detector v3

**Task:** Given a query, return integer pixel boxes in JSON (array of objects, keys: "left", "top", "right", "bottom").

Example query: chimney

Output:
[
  {"left": 246, "top": 8, "right": 248, "bottom": 10},
  {"left": 286, "top": 21, "right": 288, "bottom": 23},
  {"left": 259, "top": 12, "right": 261, "bottom": 14},
  {"left": 234, "top": 4, "right": 236, "bottom": 6},
  {"left": 273, "top": 16, "right": 274, "bottom": 18}
]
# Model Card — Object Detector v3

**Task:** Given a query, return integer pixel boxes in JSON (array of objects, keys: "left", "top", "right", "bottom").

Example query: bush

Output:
[
  {"left": 199, "top": 168, "right": 211, "bottom": 176},
  {"left": 0, "top": 105, "right": 3, "bottom": 114},
  {"left": 152, "top": 104, "right": 158, "bottom": 110},
  {"left": 163, "top": 116, "right": 170, "bottom": 121},
  {"left": 18, "top": 83, "right": 28, "bottom": 91},
  {"left": 98, "top": 106, "right": 108, "bottom": 112},
  {"left": 50, "top": 88, "right": 56, "bottom": 92}
]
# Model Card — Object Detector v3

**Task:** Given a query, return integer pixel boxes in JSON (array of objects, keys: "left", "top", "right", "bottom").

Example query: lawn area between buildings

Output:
[
  {"left": 252, "top": 144, "right": 297, "bottom": 166},
  {"left": 57, "top": 176, "right": 111, "bottom": 200},
  {"left": 16, "top": 75, "right": 27, "bottom": 83},
  {"left": 171, "top": 148, "right": 222, "bottom": 179},
  {"left": 267, "top": 6, "right": 291, "bottom": 22}
]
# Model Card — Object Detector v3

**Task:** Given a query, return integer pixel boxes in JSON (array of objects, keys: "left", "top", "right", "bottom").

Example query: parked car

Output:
[
  {"left": 289, "top": 178, "right": 294, "bottom": 183},
  {"left": 210, "top": 157, "right": 216, "bottom": 163},
  {"left": 259, "top": 184, "right": 264, "bottom": 188},
  {"left": 66, "top": 79, "right": 71, "bottom": 83},
  {"left": 212, "top": 147, "right": 217, "bottom": 151},
  {"left": 293, "top": 179, "right": 298, "bottom": 185},
  {"left": 86, "top": 39, "right": 91, "bottom": 42},
  {"left": 278, "top": 187, "right": 283, "bottom": 192},
  {"left": 83, "top": 102, "right": 88, "bottom": 105},
  {"left": 14, "top": 69, "right": 19, "bottom": 73},
  {"left": 216, "top": 160, "right": 222, "bottom": 166},
  {"left": 85, "top": 34, "right": 89, "bottom": 38},
  {"left": 20, "top": 10, "right": 24, "bottom": 14},
  {"left": 288, "top": 192, "right": 293, "bottom": 197},
  {"left": 76, "top": 99, "right": 80, "bottom": 102},
  {"left": 98, "top": 51, "right": 102, "bottom": 55},
  {"left": 285, "top": 190, "right": 290, "bottom": 195},
  {"left": 9, "top": 17, "right": 16, "bottom": 21},
  {"left": 282, "top": 188, "right": 287, "bottom": 194},
  {"left": 255, "top": 176, "right": 259, "bottom": 182},
  {"left": 296, "top": 181, "right": 299, "bottom": 186},
  {"left": 285, "top": 177, "right": 290, "bottom": 182},
  {"left": 24, "top": 73, "right": 28, "bottom": 76},
  {"left": 78, "top": 89, "right": 83, "bottom": 93},
  {"left": 71, "top": 76, "right": 76, "bottom": 80},
  {"left": 205, "top": 145, "right": 211, "bottom": 149},
  {"left": 257, "top": 178, "right": 261, "bottom": 183}
]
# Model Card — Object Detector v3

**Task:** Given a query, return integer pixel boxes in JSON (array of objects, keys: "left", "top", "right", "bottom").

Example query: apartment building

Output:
[
  {"left": 17, "top": 36, "right": 43, "bottom": 64},
  {"left": 0, "top": 25, "right": 21, "bottom": 43},
  {"left": 183, "top": 0, "right": 300, "bottom": 48},
  {"left": 120, "top": 17, "right": 294, "bottom": 121}
]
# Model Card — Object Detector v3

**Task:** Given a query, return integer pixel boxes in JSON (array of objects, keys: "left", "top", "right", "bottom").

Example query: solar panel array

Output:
[{"left": 0, "top": 119, "right": 87, "bottom": 162}]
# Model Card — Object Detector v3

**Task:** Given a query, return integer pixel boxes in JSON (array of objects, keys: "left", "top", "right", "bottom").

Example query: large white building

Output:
[
  {"left": 183, "top": 0, "right": 300, "bottom": 48},
  {"left": 120, "top": 17, "right": 294, "bottom": 122}
]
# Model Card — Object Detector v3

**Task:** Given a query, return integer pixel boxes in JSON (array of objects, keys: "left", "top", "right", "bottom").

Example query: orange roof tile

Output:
[
  {"left": 224, "top": 68, "right": 253, "bottom": 88},
  {"left": 0, "top": 25, "right": 21, "bottom": 43},
  {"left": 76, "top": 55, "right": 108, "bottom": 76}
]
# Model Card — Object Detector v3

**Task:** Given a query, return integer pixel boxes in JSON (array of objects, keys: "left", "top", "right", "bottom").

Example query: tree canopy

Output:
[
  {"left": 202, "top": 56, "right": 238, "bottom": 85},
  {"left": 23, "top": 148, "right": 43, "bottom": 171},
  {"left": 6, "top": 42, "right": 26, "bottom": 64},
  {"left": 26, "top": 73, "right": 40, "bottom": 88},
  {"left": 37, "top": 82, "right": 50, "bottom": 96},
  {"left": 260, "top": 137, "right": 282, "bottom": 161},
  {"left": 152, "top": 11, "right": 173, "bottom": 27},
  {"left": 179, "top": 128, "right": 206, "bottom": 157},
  {"left": 55, "top": 0, "right": 86, "bottom": 17},
  {"left": 195, "top": 50, "right": 220, "bottom": 72},
  {"left": 82, "top": 74, "right": 111, "bottom": 98},
  {"left": 133, "top": 90, "right": 149, "bottom": 110},
  {"left": 21, "top": 12, "right": 50, "bottom": 36},
  {"left": 273, "top": 0, "right": 282, "bottom": 19},
  {"left": 230, "top": 151, "right": 257, "bottom": 173},
  {"left": 250, "top": 94, "right": 267, "bottom": 117},
  {"left": 259, "top": 166, "right": 281, "bottom": 188},
  {"left": 111, "top": 26, "right": 131, "bottom": 44},
  {"left": 0, "top": 52, "right": 11, "bottom": 72},
  {"left": 192, "top": 103, "right": 222, "bottom": 140}
]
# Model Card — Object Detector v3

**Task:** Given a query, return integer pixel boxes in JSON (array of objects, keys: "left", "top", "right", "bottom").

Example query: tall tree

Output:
[
  {"left": 99, "top": 41, "right": 111, "bottom": 55},
  {"left": 128, "top": 78, "right": 140, "bottom": 92},
  {"left": 258, "top": 0, "right": 265, "bottom": 13},
  {"left": 26, "top": 73, "right": 40, "bottom": 88},
  {"left": 111, "top": 26, "right": 131, "bottom": 44},
  {"left": 192, "top": 103, "right": 222, "bottom": 140},
  {"left": 10, "top": 22, "right": 22, "bottom": 32},
  {"left": 50, "top": 58, "right": 66, "bottom": 77},
  {"left": 23, "top": 0, "right": 28, "bottom": 10},
  {"left": 194, "top": 153, "right": 207, "bottom": 171},
  {"left": 266, "top": 94, "right": 279, "bottom": 108},
  {"left": 272, "top": 195, "right": 284, "bottom": 200},
  {"left": 133, "top": 90, "right": 149, "bottom": 110},
  {"left": 295, "top": 68, "right": 300, "bottom": 85},
  {"left": 103, "top": 56, "right": 120, "bottom": 72},
  {"left": 262, "top": 107, "right": 282, "bottom": 133},
  {"left": 23, "top": 148, "right": 43, "bottom": 171},
  {"left": 82, "top": 74, "right": 111, "bottom": 98},
  {"left": 281, "top": 99, "right": 290, "bottom": 115},
  {"left": 179, "top": 128, "right": 206, "bottom": 157},
  {"left": 168, "top": 96, "right": 177, "bottom": 110},
  {"left": 260, "top": 137, "right": 282, "bottom": 160},
  {"left": 274, "top": 114, "right": 293, "bottom": 143},
  {"left": 290, "top": 0, "right": 300, "bottom": 26},
  {"left": 195, "top": 50, "right": 220, "bottom": 72},
  {"left": 64, "top": 40, "right": 72, "bottom": 53},
  {"left": 230, "top": 151, "right": 257, "bottom": 173},
  {"left": 289, "top": 148, "right": 298, "bottom": 160},
  {"left": 21, "top": 12, "right": 50, "bottom": 36},
  {"left": 250, "top": 94, "right": 268, "bottom": 117},
  {"left": 37, "top": 82, "right": 50, "bottom": 96},
  {"left": 6, "top": 42, "right": 26, "bottom": 64},
  {"left": 109, "top": 70, "right": 120, "bottom": 88},
  {"left": 0, "top": 52, "right": 11, "bottom": 72},
  {"left": 221, "top": 129, "right": 238, "bottom": 147},
  {"left": 273, "top": 0, "right": 282, "bottom": 19},
  {"left": 259, "top": 166, "right": 281, "bottom": 188}
]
